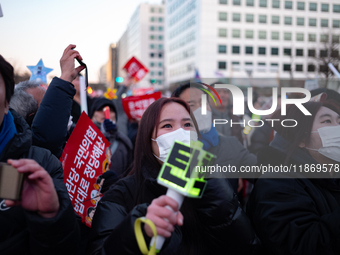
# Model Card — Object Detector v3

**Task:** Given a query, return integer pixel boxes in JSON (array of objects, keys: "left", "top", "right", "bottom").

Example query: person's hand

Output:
[
  {"left": 124, "top": 75, "right": 134, "bottom": 87},
  {"left": 59, "top": 44, "right": 85, "bottom": 83},
  {"left": 4, "top": 159, "right": 60, "bottom": 218},
  {"left": 103, "top": 119, "right": 117, "bottom": 134},
  {"left": 144, "top": 195, "right": 183, "bottom": 238}
]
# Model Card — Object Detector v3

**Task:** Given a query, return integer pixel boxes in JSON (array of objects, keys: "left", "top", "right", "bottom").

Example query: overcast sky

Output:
[{"left": 0, "top": 0, "right": 162, "bottom": 83}]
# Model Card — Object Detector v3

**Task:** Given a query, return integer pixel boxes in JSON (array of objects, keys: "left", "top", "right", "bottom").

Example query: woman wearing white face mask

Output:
[
  {"left": 247, "top": 99, "right": 340, "bottom": 255},
  {"left": 86, "top": 97, "right": 261, "bottom": 255}
]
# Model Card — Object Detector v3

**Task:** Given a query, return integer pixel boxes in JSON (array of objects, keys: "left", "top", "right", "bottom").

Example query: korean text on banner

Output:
[
  {"left": 122, "top": 92, "right": 161, "bottom": 120},
  {"left": 60, "top": 112, "right": 111, "bottom": 227},
  {"left": 122, "top": 57, "right": 149, "bottom": 82}
]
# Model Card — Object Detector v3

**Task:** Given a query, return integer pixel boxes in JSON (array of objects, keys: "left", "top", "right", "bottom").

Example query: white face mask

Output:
[
  {"left": 193, "top": 107, "right": 212, "bottom": 134},
  {"left": 152, "top": 128, "right": 198, "bottom": 162},
  {"left": 306, "top": 125, "right": 340, "bottom": 162}
]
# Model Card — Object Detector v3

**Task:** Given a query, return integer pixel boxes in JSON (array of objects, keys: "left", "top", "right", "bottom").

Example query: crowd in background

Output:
[{"left": 0, "top": 44, "right": 340, "bottom": 255}]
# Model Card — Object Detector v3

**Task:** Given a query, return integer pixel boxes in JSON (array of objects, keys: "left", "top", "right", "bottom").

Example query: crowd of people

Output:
[{"left": 0, "top": 44, "right": 340, "bottom": 255}]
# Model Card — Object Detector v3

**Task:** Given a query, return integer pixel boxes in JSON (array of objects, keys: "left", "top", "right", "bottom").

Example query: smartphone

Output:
[{"left": 0, "top": 163, "right": 24, "bottom": 200}]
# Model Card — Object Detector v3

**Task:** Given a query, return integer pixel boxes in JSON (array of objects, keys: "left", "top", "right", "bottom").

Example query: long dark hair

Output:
[
  {"left": 0, "top": 55, "right": 15, "bottom": 104},
  {"left": 130, "top": 97, "right": 200, "bottom": 201},
  {"left": 271, "top": 99, "right": 340, "bottom": 162}
]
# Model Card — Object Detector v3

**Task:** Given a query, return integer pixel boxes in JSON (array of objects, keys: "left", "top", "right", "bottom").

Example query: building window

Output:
[
  {"left": 285, "top": 1, "right": 292, "bottom": 9},
  {"left": 245, "top": 62, "right": 253, "bottom": 65},
  {"left": 321, "top": 4, "right": 329, "bottom": 12},
  {"left": 258, "top": 47, "right": 266, "bottom": 55},
  {"left": 246, "top": 14, "right": 254, "bottom": 22},
  {"left": 284, "top": 32, "right": 292, "bottom": 41},
  {"left": 218, "top": 61, "right": 227, "bottom": 69},
  {"left": 233, "top": 0, "right": 241, "bottom": 5},
  {"left": 259, "top": 15, "right": 267, "bottom": 23},
  {"left": 320, "top": 50, "right": 328, "bottom": 57},
  {"left": 283, "top": 64, "right": 290, "bottom": 71},
  {"left": 232, "top": 29, "right": 241, "bottom": 38},
  {"left": 150, "top": 44, "right": 155, "bottom": 49},
  {"left": 158, "top": 26, "right": 163, "bottom": 31},
  {"left": 333, "top": 20, "right": 340, "bottom": 28},
  {"left": 219, "top": 0, "right": 228, "bottom": 4},
  {"left": 219, "top": 28, "right": 227, "bottom": 37},
  {"left": 158, "top": 53, "right": 163, "bottom": 58},
  {"left": 158, "top": 44, "right": 163, "bottom": 50},
  {"left": 320, "top": 65, "right": 328, "bottom": 72},
  {"left": 272, "top": 0, "right": 280, "bottom": 8},
  {"left": 308, "top": 49, "right": 316, "bottom": 57},
  {"left": 246, "top": 46, "right": 253, "bottom": 54},
  {"left": 296, "top": 64, "right": 303, "bottom": 72},
  {"left": 284, "top": 48, "right": 291, "bottom": 56},
  {"left": 232, "top": 46, "right": 240, "bottom": 54},
  {"left": 283, "top": 64, "right": 291, "bottom": 71},
  {"left": 150, "top": 35, "right": 155, "bottom": 40},
  {"left": 158, "top": 35, "right": 163, "bottom": 40},
  {"left": 321, "top": 19, "right": 328, "bottom": 27},
  {"left": 150, "top": 53, "right": 154, "bottom": 58},
  {"left": 308, "top": 64, "right": 315, "bottom": 72},
  {"left": 246, "top": 0, "right": 254, "bottom": 6},
  {"left": 246, "top": 30, "right": 254, "bottom": 38},
  {"left": 158, "top": 17, "right": 163, "bottom": 22},
  {"left": 320, "top": 34, "right": 329, "bottom": 42},
  {"left": 218, "top": 45, "right": 227, "bottom": 53},
  {"left": 150, "top": 17, "right": 155, "bottom": 22},
  {"left": 233, "top": 13, "right": 241, "bottom": 22},
  {"left": 296, "top": 49, "right": 303, "bottom": 56},
  {"left": 309, "top": 18, "right": 317, "bottom": 27},
  {"left": 150, "top": 71, "right": 154, "bottom": 76},
  {"left": 333, "top": 35, "right": 340, "bottom": 43},
  {"left": 331, "top": 50, "right": 339, "bottom": 57},
  {"left": 271, "top": 31, "right": 279, "bottom": 40},
  {"left": 159, "top": 8, "right": 163, "bottom": 13},
  {"left": 297, "top": 2, "right": 304, "bottom": 10},
  {"left": 150, "top": 7, "right": 154, "bottom": 12},
  {"left": 259, "top": 0, "right": 267, "bottom": 7},
  {"left": 158, "top": 71, "right": 162, "bottom": 76},
  {"left": 150, "top": 26, "right": 155, "bottom": 31},
  {"left": 259, "top": 30, "right": 267, "bottom": 39},
  {"left": 150, "top": 62, "right": 155, "bottom": 67},
  {"left": 158, "top": 63, "right": 163, "bottom": 67},
  {"left": 296, "top": 33, "right": 304, "bottom": 41},
  {"left": 219, "top": 12, "right": 227, "bottom": 21},
  {"left": 309, "top": 34, "right": 316, "bottom": 42},
  {"left": 284, "top": 16, "right": 292, "bottom": 25},
  {"left": 334, "top": 5, "right": 340, "bottom": 13},
  {"left": 272, "top": 15, "right": 280, "bottom": 24},
  {"left": 232, "top": 61, "right": 240, "bottom": 65},
  {"left": 297, "top": 17, "right": 304, "bottom": 26},
  {"left": 309, "top": 3, "right": 317, "bottom": 11},
  {"left": 271, "top": 47, "right": 279, "bottom": 55}
]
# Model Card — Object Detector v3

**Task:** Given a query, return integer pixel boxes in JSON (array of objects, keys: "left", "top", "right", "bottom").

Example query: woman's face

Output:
[
  {"left": 305, "top": 106, "right": 340, "bottom": 163},
  {"left": 151, "top": 102, "right": 195, "bottom": 162}
]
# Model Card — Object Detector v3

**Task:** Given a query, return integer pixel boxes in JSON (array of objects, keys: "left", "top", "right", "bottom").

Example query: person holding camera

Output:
[{"left": 0, "top": 52, "right": 81, "bottom": 254}]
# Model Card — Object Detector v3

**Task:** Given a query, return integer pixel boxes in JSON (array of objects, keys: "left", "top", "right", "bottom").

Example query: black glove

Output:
[{"left": 103, "top": 119, "right": 117, "bottom": 134}]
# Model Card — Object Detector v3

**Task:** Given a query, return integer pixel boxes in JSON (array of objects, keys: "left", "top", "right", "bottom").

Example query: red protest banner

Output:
[
  {"left": 60, "top": 112, "right": 111, "bottom": 227},
  {"left": 122, "top": 92, "right": 161, "bottom": 120},
  {"left": 123, "top": 56, "right": 149, "bottom": 82}
]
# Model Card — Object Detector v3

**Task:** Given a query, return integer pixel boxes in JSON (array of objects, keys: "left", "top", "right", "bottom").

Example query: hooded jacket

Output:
[
  {"left": 247, "top": 134, "right": 340, "bottom": 255},
  {"left": 87, "top": 161, "right": 261, "bottom": 255},
  {"left": 0, "top": 109, "right": 80, "bottom": 255}
]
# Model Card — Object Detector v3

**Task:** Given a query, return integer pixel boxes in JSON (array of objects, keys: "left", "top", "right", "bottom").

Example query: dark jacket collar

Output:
[{"left": 0, "top": 109, "right": 32, "bottom": 161}]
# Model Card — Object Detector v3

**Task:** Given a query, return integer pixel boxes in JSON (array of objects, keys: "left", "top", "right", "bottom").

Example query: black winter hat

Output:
[{"left": 89, "top": 97, "right": 117, "bottom": 120}]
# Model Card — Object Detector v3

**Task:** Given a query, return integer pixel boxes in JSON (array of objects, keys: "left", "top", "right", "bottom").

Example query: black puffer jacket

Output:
[
  {"left": 87, "top": 162, "right": 261, "bottom": 255},
  {"left": 0, "top": 109, "right": 80, "bottom": 255},
  {"left": 32, "top": 77, "right": 76, "bottom": 158},
  {"left": 247, "top": 144, "right": 340, "bottom": 255}
]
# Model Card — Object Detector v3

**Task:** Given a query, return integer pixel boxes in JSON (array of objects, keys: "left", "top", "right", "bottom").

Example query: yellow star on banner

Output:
[{"left": 104, "top": 88, "right": 117, "bottom": 100}]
